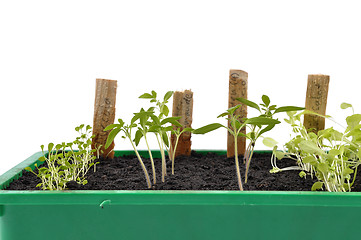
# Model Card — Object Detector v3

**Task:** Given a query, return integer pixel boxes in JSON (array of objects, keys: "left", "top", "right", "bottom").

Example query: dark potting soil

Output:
[{"left": 6, "top": 151, "right": 361, "bottom": 191}]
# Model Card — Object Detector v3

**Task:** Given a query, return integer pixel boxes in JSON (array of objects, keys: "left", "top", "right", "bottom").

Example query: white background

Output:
[{"left": 1, "top": 0, "right": 360, "bottom": 175}]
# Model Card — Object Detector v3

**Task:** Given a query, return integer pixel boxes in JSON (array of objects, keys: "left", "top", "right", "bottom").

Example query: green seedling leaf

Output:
[
  {"left": 139, "top": 93, "right": 154, "bottom": 99},
  {"left": 134, "top": 129, "right": 143, "bottom": 146},
  {"left": 246, "top": 117, "right": 280, "bottom": 125},
  {"left": 163, "top": 126, "right": 173, "bottom": 132},
  {"left": 105, "top": 127, "right": 121, "bottom": 149},
  {"left": 261, "top": 95, "right": 270, "bottom": 107},
  {"left": 328, "top": 149, "right": 340, "bottom": 157},
  {"left": 346, "top": 114, "right": 361, "bottom": 130},
  {"left": 217, "top": 112, "right": 229, "bottom": 118},
  {"left": 311, "top": 182, "right": 323, "bottom": 191},
  {"left": 193, "top": 123, "right": 224, "bottom": 134},
  {"left": 182, "top": 127, "right": 194, "bottom": 133},
  {"left": 55, "top": 144, "right": 62, "bottom": 150},
  {"left": 164, "top": 91, "right": 173, "bottom": 101},
  {"left": 151, "top": 90, "right": 157, "bottom": 98},
  {"left": 269, "top": 105, "right": 277, "bottom": 111},
  {"left": 342, "top": 167, "right": 354, "bottom": 175},
  {"left": 318, "top": 128, "right": 332, "bottom": 139},
  {"left": 25, "top": 167, "right": 33, "bottom": 172},
  {"left": 48, "top": 143, "right": 54, "bottom": 152},
  {"left": 303, "top": 155, "right": 317, "bottom": 165},
  {"left": 275, "top": 151, "right": 285, "bottom": 160},
  {"left": 269, "top": 167, "right": 281, "bottom": 173},
  {"left": 147, "top": 107, "right": 155, "bottom": 112},
  {"left": 104, "top": 124, "right": 120, "bottom": 131},
  {"left": 236, "top": 97, "right": 260, "bottom": 112},
  {"left": 234, "top": 119, "right": 243, "bottom": 130},
  {"left": 162, "top": 131, "right": 169, "bottom": 147},
  {"left": 147, "top": 113, "right": 160, "bottom": 126},
  {"left": 317, "top": 162, "right": 329, "bottom": 174},
  {"left": 148, "top": 125, "right": 161, "bottom": 132},
  {"left": 258, "top": 124, "right": 276, "bottom": 136},
  {"left": 249, "top": 132, "right": 256, "bottom": 140},
  {"left": 299, "top": 140, "right": 325, "bottom": 156},
  {"left": 132, "top": 110, "right": 154, "bottom": 125},
  {"left": 299, "top": 171, "right": 306, "bottom": 178},
  {"left": 160, "top": 117, "right": 182, "bottom": 127},
  {"left": 262, "top": 137, "right": 278, "bottom": 148},
  {"left": 341, "top": 102, "right": 353, "bottom": 110},
  {"left": 161, "top": 105, "right": 170, "bottom": 116},
  {"left": 237, "top": 132, "right": 247, "bottom": 137},
  {"left": 302, "top": 110, "right": 331, "bottom": 119},
  {"left": 274, "top": 106, "right": 305, "bottom": 114},
  {"left": 226, "top": 105, "right": 241, "bottom": 116}
]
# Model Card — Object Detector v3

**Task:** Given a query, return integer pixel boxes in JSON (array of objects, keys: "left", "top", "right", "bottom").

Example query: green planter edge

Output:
[{"left": 1, "top": 150, "right": 361, "bottom": 240}]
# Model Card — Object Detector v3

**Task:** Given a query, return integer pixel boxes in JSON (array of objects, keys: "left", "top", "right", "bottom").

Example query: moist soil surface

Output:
[{"left": 6, "top": 151, "right": 361, "bottom": 191}]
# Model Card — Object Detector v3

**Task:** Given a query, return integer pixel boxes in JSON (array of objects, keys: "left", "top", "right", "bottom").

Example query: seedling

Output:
[
  {"left": 237, "top": 95, "right": 304, "bottom": 182},
  {"left": 26, "top": 124, "right": 101, "bottom": 190},
  {"left": 105, "top": 90, "right": 189, "bottom": 185},
  {"left": 139, "top": 90, "right": 184, "bottom": 181},
  {"left": 105, "top": 118, "right": 152, "bottom": 188},
  {"left": 193, "top": 103, "right": 280, "bottom": 190},
  {"left": 132, "top": 108, "right": 158, "bottom": 184},
  {"left": 193, "top": 95, "right": 303, "bottom": 190},
  {"left": 272, "top": 104, "right": 361, "bottom": 192},
  {"left": 168, "top": 127, "right": 193, "bottom": 174}
]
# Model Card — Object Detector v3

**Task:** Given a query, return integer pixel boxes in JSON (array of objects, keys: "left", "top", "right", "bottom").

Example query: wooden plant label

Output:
[
  {"left": 171, "top": 90, "right": 193, "bottom": 157},
  {"left": 303, "top": 74, "right": 330, "bottom": 133},
  {"left": 92, "top": 79, "right": 117, "bottom": 158},
  {"left": 227, "top": 69, "right": 248, "bottom": 158}
]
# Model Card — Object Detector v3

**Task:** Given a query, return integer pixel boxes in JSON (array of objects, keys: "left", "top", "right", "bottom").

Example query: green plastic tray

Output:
[{"left": 1, "top": 150, "right": 361, "bottom": 240}]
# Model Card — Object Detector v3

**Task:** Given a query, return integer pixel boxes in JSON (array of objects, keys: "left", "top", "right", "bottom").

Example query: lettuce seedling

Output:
[
  {"left": 272, "top": 104, "right": 361, "bottom": 192},
  {"left": 105, "top": 118, "right": 152, "bottom": 188}
]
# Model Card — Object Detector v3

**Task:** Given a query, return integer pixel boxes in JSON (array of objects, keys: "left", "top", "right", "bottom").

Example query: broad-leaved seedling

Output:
[
  {"left": 139, "top": 90, "right": 185, "bottom": 181},
  {"left": 104, "top": 118, "right": 152, "bottom": 188},
  {"left": 168, "top": 127, "right": 193, "bottom": 174},
  {"left": 193, "top": 95, "right": 303, "bottom": 190},
  {"left": 132, "top": 108, "right": 158, "bottom": 184},
  {"left": 237, "top": 95, "right": 304, "bottom": 182}
]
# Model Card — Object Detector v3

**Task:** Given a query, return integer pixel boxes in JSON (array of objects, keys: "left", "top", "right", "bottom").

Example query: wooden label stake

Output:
[
  {"left": 227, "top": 69, "right": 248, "bottom": 158},
  {"left": 303, "top": 74, "right": 330, "bottom": 133},
  {"left": 171, "top": 90, "right": 193, "bottom": 157},
  {"left": 92, "top": 79, "right": 117, "bottom": 158}
]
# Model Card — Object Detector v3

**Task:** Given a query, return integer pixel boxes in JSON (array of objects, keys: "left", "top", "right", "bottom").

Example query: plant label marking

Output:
[
  {"left": 92, "top": 79, "right": 117, "bottom": 158},
  {"left": 171, "top": 90, "right": 193, "bottom": 157},
  {"left": 228, "top": 69, "right": 248, "bottom": 157},
  {"left": 304, "top": 75, "right": 329, "bottom": 133}
]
